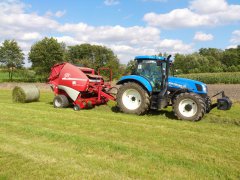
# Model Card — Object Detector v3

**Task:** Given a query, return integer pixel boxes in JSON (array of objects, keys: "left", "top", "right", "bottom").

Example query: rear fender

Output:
[{"left": 117, "top": 75, "right": 152, "bottom": 93}]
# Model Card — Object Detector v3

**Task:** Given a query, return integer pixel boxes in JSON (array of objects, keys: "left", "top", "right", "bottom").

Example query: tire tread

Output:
[
  {"left": 173, "top": 92, "right": 206, "bottom": 121},
  {"left": 116, "top": 82, "right": 150, "bottom": 115}
]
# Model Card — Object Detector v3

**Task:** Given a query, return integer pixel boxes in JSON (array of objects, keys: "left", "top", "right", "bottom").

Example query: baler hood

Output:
[{"left": 168, "top": 76, "right": 207, "bottom": 94}]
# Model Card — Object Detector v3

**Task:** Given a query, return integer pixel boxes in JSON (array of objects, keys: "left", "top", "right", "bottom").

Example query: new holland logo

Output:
[{"left": 168, "top": 82, "right": 186, "bottom": 88}]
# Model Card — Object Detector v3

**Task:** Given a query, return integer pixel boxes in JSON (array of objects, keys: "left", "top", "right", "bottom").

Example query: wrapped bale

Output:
[{"left": 12, "top": 84, "right": 40, "bottom": 103}]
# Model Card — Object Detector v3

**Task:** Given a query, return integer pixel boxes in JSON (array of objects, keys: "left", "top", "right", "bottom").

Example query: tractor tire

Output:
[
  {"left": 53, "top": 95, "right": 69, "bottom": 108},
  {"left": 205, "top": 96, "right": 212, "bottom": 113},
  {"left": 116, "top": 82, "right": 150, "bottom": 115},
  {"left": 173, "top": 92, "right": 206, "bottom": 121}
]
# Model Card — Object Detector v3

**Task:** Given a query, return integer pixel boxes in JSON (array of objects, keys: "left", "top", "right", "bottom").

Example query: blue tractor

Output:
[{"left": 116, "top": 55, "right": 232, "bottom": 121}]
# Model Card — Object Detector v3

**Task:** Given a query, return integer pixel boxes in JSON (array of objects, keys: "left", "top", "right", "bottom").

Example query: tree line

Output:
[
  {"left": 0, "top": 38, "right": 123, "bottom": 80},
  {"left": 174, "top": 47, "right": 240, "bottom": 74},
  {"left": 0, "top": 37, "right": 240, "bottom": 81}
]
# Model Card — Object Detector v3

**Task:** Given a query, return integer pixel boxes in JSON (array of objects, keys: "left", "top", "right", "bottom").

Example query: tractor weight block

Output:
[{"left": 217, "top": 97, "right": 232, "bottom": 110}]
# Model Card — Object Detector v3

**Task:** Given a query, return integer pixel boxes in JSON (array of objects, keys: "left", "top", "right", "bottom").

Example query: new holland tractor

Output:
[{"left": 116, "top": 55, "right": 232, "bottom": 121}]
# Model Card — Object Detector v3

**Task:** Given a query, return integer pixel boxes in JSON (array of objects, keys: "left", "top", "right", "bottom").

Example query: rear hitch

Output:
[{"left": 210, "top": 91, "right": 232, "bottom": 110}]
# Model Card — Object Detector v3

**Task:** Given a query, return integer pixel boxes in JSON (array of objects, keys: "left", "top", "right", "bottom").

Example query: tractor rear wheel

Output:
[
  {"left": 53, "top": 95, "right": 69, "bottom": 108},
  {"left": 116, "top": 82, "right": 150, "bottom": 115},
  {"left": 173, "top": 92, "right": 206, "bottom": 121}
]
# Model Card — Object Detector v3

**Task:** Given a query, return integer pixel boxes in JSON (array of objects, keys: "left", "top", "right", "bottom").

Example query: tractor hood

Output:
[{"left": 168, "top": 76, "right": 207, "bottom": 94}]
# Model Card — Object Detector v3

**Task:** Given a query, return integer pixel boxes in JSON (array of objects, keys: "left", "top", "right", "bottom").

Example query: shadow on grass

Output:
[
  {"left": 147, "top": 109, "right": 177, "bottom": 120},
  {"left": 47, "top": 101, "right": 53, "bottom": 105},
  {"left": 111, "top": 106, "right": 178, "bottom": 120}
]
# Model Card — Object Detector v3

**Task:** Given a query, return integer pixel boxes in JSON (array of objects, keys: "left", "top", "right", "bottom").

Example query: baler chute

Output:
[{"left": 48, "top": 62, "right": 115, "bottom": 110}]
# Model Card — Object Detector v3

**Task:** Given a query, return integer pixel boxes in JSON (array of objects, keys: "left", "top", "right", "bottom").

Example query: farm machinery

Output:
[
  {"left": 48, "top": 62, "right": 115, "bottom": 110},
  {"left": 48, "top": 55, "right": 232, "bottom": 121}
]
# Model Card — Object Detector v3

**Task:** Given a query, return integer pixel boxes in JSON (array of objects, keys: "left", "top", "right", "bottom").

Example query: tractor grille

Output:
[{"left": 195, "top": 84, "right": 203, "bottom": 91}]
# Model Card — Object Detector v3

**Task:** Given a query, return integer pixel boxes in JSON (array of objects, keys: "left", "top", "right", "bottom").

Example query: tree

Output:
[
  {"left": 0, "top": 40, "right": 24, "bottom": 80},
  {"left": 67, "top": 44, "right": 121, "bottom": 78},
  {"left": 124, "top": 59, "right": 136, "bottom": 75},
  {"left": 222, "top": 46, "right": 240, "bottom": 67},
  {"left": 199, "top": 48, "right": 223, "bottom": 72},
  {"left": 174, "top": 53, "right": 209, "bottom": 74},
  {"left": 28, "top": 37, "right": 65, "bottom": 77}
]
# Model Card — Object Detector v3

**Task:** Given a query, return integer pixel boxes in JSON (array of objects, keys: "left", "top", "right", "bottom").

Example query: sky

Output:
[{"left": 0, "top": 0, "right": 240, "bottom": 67}]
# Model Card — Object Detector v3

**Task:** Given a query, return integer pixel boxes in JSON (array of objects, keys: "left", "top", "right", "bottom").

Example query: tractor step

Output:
[{"left": 150, "top": 94, "right": 159, "bottom": 110}]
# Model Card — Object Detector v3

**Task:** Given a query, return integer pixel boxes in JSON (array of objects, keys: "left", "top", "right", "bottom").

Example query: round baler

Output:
[{"left": 48, "top": 62, "right": 115, "bottom": 110}]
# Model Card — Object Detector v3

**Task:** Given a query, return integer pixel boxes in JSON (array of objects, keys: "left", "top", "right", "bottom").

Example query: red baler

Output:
[{"left": 48, "top": 62, "right": 115, "bottom": 110}]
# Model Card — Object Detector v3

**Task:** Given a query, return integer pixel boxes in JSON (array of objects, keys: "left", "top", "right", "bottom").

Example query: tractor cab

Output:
[{"left": 133, "top": 56, "right": 170, "bottom": 92}]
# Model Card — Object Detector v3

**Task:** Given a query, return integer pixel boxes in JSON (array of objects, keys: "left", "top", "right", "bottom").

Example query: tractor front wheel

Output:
[
  {"left": 173, "top": 92, "right": 206, "bottom": 121},
  {"left": 116, "top": 82, "right": 150, "bottom": 115},
  {"left": 53, "top": 95, "right": 69, "bottom": 108}
]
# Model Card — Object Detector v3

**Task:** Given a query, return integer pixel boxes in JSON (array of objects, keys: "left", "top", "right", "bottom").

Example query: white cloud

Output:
[
  {"left": 0, "top": 1, "right": 59, "bottom": 31},
  {"left": 55, "top": 36, "right": 83, "bottom": 46},
  {"left": 230, "top": 30, "right": 240, "bottom": 44},
  {"left": 104, "top": 0, "right": 119, "bottom": 6},
  {"left": 0, "top": 0, "right": 193, "bottom": 65},
  {"left": 155, "top": 39, "right": 193, "bottom": 53},
  {"left": 190, "top": 0, "right": 228, "bottom": 14},
  {"left": 21, "top": 32, "right": 42, "bottom": 41},
  {"left": 58, "top": 23, "right": 161, "bottom": 46},
  {"left": 226, "top": 45, "right": 237, "bottom": 49},
  {"left": 45, "top": 10, "right": 66, "bottom": 18},
  {"left": 144, "top": 9, "right": 211, "bottom": 28},
  {"left": 144, "top": 0, "right": 240, "bottom": 28},
  {"left": 55, "top": 10, "right": 66, "bottom": 18},
  {"left": 194, "top": 32, "right": 214, "bottom": 41}
]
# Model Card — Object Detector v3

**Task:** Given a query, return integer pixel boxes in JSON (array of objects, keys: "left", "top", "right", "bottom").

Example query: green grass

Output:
[
  {"left": 0, "top": 89, "right": 240, "bottom": 179},
  {"left": 179, "top": 72, "right": 240, "bottom": 84},
  {"left": 0, "top": 71, "right": 9, "bottom": 81},
  {"left": 0, "top": 70, "right": 37, "bottom": 82}
]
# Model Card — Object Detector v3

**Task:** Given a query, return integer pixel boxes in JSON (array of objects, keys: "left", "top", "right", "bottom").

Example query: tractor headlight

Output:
[{"left": 202, "top": 84, "right": 207, "bottom": 93}]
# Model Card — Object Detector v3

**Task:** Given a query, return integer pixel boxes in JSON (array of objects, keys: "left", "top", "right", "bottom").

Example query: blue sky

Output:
[{"left": 0, "top": 0, "right": 240, "bottom": 66}]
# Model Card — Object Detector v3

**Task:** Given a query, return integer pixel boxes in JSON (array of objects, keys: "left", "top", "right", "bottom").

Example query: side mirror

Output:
[{"left": 167, "top": 55, "right": 172, "bottom": 61}]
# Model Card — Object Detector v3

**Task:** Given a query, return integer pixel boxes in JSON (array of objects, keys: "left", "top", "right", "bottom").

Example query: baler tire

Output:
[
  {"left": 173, "top": 92, "right": 206, "bottom": 121},
  {"left": 116, "top": 82, "right": 150, "bottom": 115},
  {"left": 53, "top": 95, "right": 69, "bottom": 108},
  {"left": 73, "top": 104, "right": 80, "bottom": 111}
]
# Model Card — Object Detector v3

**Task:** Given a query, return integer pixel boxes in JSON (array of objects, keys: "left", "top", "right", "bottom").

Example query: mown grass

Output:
[
  {"left": 0, "top": 89, "right": 239, "bottom": 179},
  {"left": 179, "top": 72, "right": 240, "bottom": 84}
]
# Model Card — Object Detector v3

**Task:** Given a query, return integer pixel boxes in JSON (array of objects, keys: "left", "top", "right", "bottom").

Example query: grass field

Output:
[{"left": 0, "top": 89, "right": 240, "bottom": 179}]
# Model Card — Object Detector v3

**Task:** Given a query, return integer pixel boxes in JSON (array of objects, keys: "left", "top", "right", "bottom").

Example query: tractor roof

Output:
[{"left": 135, "top": 55, "right": 166, "bottom": 61}]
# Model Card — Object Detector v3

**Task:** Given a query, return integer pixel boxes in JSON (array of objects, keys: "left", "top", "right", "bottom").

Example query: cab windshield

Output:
[{"left": 134, "top": 60, "right": 166, "bottom": 91}]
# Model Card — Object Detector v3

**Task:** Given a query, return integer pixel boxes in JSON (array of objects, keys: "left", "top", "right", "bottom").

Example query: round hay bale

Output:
[{"left": 12, "top": 84, "right": 40, "bottom": 103}]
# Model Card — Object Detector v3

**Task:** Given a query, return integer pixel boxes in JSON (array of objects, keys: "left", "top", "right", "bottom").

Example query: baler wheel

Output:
[
  {"left": 117, "top": 82, "right": 150, "bottom": 115},
  {"left": 173, "top": 92, "right": 206, "bottom": 121},
  {"left": 73, "top": 104, "right": 80, "bottom": 111},
  {"left": 53, "top": 95, "right": 69, "bottom": 108}
]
